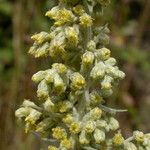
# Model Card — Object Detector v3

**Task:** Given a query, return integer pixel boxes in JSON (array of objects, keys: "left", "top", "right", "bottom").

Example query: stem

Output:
[
  {"left": 78, "top": 0, "right": 92, "bottom": 118},
  {"left": 99, "top": 104, "right": 127, "bottom": 114},
  {"left": 124, "top": 136, "right": 134, "bottom": 143}
]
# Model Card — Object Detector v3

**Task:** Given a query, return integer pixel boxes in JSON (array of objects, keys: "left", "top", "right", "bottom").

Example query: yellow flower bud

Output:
[
  {"left": 52, "top": 127, "right": 67, "bottom": 140},
  {"left": 79, "top": 130, "right": 90, "bottom": 144},
  {"left": 45, "top": 69, "right": 55, "bottom": 83},
  {"left": 89, "top": 107, "right": 102, "bottom": 120},
  {"left": 94, "top": 129, "right": 105, "bottom": 143},
  {"left": 105, "top": 57, "right": 116, "bottom": 66},
  {"left": 49, "top": 44, "right": 66, "bottom": 58},
  {"left": 32, "top": 71, "right": 47, "bottom": 83},
  {"left": 60, "top": 138, "right": 72, "bottom": 149},
  {"left": 28, "top": 43, "right": 38, "bottom": 56},
  {"left": 48, "top": 8, "right": 75, "bottom": 26},
  {"left": 35, "top": 42, "right": 49, "bottom": 58},
  {"left": 53, "top": 74, "right": 66, "bottom": 93},
  {"left": 65, "top": 27, "right": 79, "bottom": 46},
  {"left": 112, "top": 132, "right": 124, "bottom": 145},
  {"left": 90, "top": 91, "right": 103, "bottom": 105},
  {"left": 96, "top": 120, "right": 107, "bottom": 128},
  {"left": 82, "top": 52, "right": 95, "bottom": 66},
  {"left": 37, "top": 80, "right": 49, "bottom": 99},
  {"left": 52, "top": 63, "right": 67, "bottom": 74},
  {"left": 133, "top": 131, "right": 144, "bottom": 142},
  {"left": 79, "top": 13, "right": 93, "bottom": 27},
  {"left": 45, "top": 6, "right": 59, "bottom": 18},
  {"left": 95, "top": 48, "right": 111, "bottom": 60},
  {"left": 62, "top": 114, "right": 73, "bottom": 125},
  {"left": 106, "top": 66, "right": 125, "bottom": 79},
  {"left": 101, "top": 75, "right": 113, "bottom": 90},
  {"left": 15, "top": 107, "right": 31, "bottom": 118},
  {"left": 43, "top": 98, "right": 55, "bottom": 112},
  {"left": 84, "top": 121, "right": 96, "bottom": 133},
  {"left": 36, "top": 118, "right": 52, "bottom": 134},
  {"left": 87, "top": 40, "right": 96, "bottom": 51},
  {"left": 69, "top": 122, "right": 80, "bottom": 134},
  {"left": 58, "top": 101, "right": 72, "bottom": 113},
  {"left": 25, "top": 109, "right": 42, "bottom": 125},
  {"left": 31, "top": 32, "right": 51, "bottom": 44},
  {"left": 90, "top": 62, "right": 105, "bottom": 79},
  {"left": 109, "top": 117, "right": 119, "bottom": 131},
  {"left": 70, "top": 72, "right": 85, "bottom": 90},
  {"left": 73, "top": 5, "right": 85, "bottom": 15}
]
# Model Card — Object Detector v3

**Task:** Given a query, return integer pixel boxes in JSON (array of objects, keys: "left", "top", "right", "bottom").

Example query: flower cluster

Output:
[{"left": 16, "top": 0, "right": 150, "bottom": 150}]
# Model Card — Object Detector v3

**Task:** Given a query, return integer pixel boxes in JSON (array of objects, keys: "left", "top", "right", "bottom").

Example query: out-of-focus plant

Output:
[{"left": 15, "top": 0, "right": 150, "bottom": 150}]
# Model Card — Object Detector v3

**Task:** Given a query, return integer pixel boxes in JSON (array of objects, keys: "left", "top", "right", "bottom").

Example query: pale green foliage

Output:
[{"left": 15, "top": 0, "right": 150, "bottom": 150}]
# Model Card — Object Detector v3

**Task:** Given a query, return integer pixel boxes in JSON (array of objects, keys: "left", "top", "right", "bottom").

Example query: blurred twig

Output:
[
  {"left": 134, "top": 0, "right": 150, "bottom": 47},
  {"left": 0, "top": 0, "right": 23, "bottom": 149}
]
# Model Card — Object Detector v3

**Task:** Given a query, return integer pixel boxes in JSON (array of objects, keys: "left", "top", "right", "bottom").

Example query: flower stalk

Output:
[{"left": 15, "top": 0, "right": 150, "bottom": 150}]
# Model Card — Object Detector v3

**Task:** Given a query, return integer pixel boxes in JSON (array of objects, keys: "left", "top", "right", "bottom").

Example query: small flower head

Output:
[
  {"left": 55, "top": 8, "right": 74, "bottom": 26},
  {"left": 65, "top": 27, "right": 79, "bottom": 46},
  {"left": 101, "top": 75, "right": 113, "bottom": 90},
  {"left": 32, "top": 71, "right": 47, "bottom": 83},
  {"left": 90, "top": 62, "right": 105, "bottom": 79},
  {"left": 90, "top": 91, "right": 103, "bottom": 105},
  {"left": 58, "top": 101, "right": 72, "bottom": 113},
  {"left": 60, "top": 138, "right": 72, "bottom": 149},
  {"left": 25, "top": 109, "right": 42, "bottom": 125},
  {"left": 112, "top": 132, "right": 124, "bottom": 145},
  {"left": 70, "top": 72, "right": 85, "bottom": 90},
  {"left": 49, "top": 44, "right": 66, "bottom": 58},
  {"left": 33, "top": 42, "right": 49, "bottom": 58},
  {"left": 94, "top": 129, "right": 105, "bottom": 143},
  {"left": 45, "top": 69, "right": 55, "bottom": 83},
  {"left": 73, "top": 5, "right": 85, "bottom": 15},
  {"left": 96, "top": 120, "right": 107, "bottom": 128},
  {"left": 133, "top": 131, "right": 144, "bottom": 142},
  {"left": 79, "top": 13, "right": 93, "bottom": 27},
  {"left": 53, "top": 74, "right": 66, "bottom": 93},
  {"left": 69, "top": 122, "right": 80, "bottom": 134},
  {"left": 105, "top": 57, "right": 117, "bottom": 66},
  {"left": 84, "top": 121, "right": 96, "bottom": 133},
  {"left": 143, "top": 134, "right": 150, "bottom": 147},
  {"left": 45, "top": 6, "right": 59, "bottom": 18},
  {"left": 82, "top": 52, "right": 95, "bottom": 66},
  {"left": 31, "top": 32, "right": 51, "bottom": 44},
  {"left": 89, "top": 107, "right": 102, "bottom": 120},
  {"left": 87, "top": 40, "right": 96, "bottom": 51},
  {"left": 62, "top": 114, "right": 73, "bottom": 125},
  {"left": 52, "top": 127, "right": 67, "bottom": 140},
  {"left": 52, "top": 63, "right": 67, "bottom": 74},
  {"left": 79, "top": 130, "right": 90, "bottom": 144},
  {"left": 43, "top": 98, "right": 55, "bottom": 112},
  {"left": 36, "top": 118, "right": 51, "bottom": 134},
  {"left": 46, "top": 8, "right": 74, "bottom": 26},
  {"left": 107, "top": 66, "right": 125, "bottom": 79},
  {"left": 109, "top": 117, "right": 119, "bottom": 131},
  {"left": 95, "top": 48, "right": 111, "bottom": 60},
  {"left": 15, "top": 107, "right": 31, "bottom": 118},
  {"left": 37, "top": 80, "right": 49, "bottom": 99}
]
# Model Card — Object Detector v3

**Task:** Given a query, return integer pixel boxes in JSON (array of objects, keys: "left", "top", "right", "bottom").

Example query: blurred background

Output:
[{"left": 0, "top": 0, "right": 150, "bottom": 149}]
